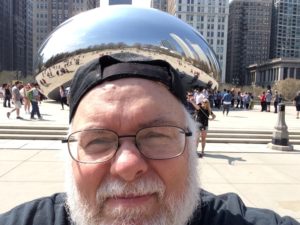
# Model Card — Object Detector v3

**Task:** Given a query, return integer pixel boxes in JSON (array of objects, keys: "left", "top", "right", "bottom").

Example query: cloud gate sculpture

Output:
[{"left": 34, "top": 6, "right": 220, "bottom": 100}]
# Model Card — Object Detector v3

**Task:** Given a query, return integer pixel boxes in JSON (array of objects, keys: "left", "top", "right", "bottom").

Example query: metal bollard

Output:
[{"left": 268, "top": 103, "right": 293, "bottom": 151}]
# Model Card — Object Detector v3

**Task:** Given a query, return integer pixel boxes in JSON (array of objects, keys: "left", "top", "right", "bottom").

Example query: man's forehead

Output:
[{"left": 85, "top": 78, "right": 171, "bottom": 98}]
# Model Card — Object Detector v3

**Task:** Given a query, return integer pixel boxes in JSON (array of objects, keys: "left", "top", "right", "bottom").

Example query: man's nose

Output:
[{"left": 110, "top": 139, "right": 148, "bottom": 181}]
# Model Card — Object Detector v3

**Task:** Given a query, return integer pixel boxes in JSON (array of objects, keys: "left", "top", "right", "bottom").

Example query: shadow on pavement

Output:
[{"left": 204, "top": 153, "right": 247, "bottom": 165}]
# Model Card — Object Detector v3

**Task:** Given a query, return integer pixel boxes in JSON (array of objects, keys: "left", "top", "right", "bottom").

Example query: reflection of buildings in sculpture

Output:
[
  {"left": 158, "top": 0, "right": 228, "bottom": 83},
  {"left": 169, "top": 33, "right": 194, "bottom": 59},
  {"left": 169, "top": 33, "right": 218, "bottom": 84},
  {"left": 248, "top": 58, "right": 300, "bottom": 87},
  {"left": 160, "top": 40, "right": 177, "bottom": 52}
]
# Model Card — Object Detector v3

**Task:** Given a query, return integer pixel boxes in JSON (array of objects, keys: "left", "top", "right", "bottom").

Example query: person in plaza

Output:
[
  {"left": 243, "top": 92, "right": 250, "bottom": 110},
  {"left": 273, "top": 90, "right": 279, "bottom": 113},
  {"left": 235, "top": 91, "right": 241, "bottom": 108},
  {"left": 6, "top": 81, "right": 22, "bottom": 119},
  {"left": 185, "top": 90, "right": 196, "bottom": 116},
  {"left": 1, "top": 6, "right": 300, "bottom": 225},
  {"left": 59, "top": 85, "right": 69, "bottom": 110},
  {"left": 188, "top": 97, "right": 216, "bottom": 158},
  {"left": 265, "top": 89, "right": 272, "bottom": 112},
  {"left": 2, "top": 83, "right": 12, "bottom": 108},
  {"left": 28, "top": 83, "right": 42, "bottom": 120},
  {"left": 194, "top": 86, "right": 206, "bottom": 105},
  {"left": 293, "top": 91, "right": 300, "bottom": 119},
  {"left": 20, "top": 83, "right": 31, "bottom": 114},
  {"left": 249, "top": 92, "right": 255, "bottom": 110},
  {"left": 222, "top": 89, "right": 232, "bottom": 116},
  {"left": 259, "top": 91, "right": 267, "bottom": 112}
]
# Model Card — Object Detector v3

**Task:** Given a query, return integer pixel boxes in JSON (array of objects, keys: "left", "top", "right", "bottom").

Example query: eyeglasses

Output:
[{"left": 63, "top": 126, "right": 192, "bottom": 164}]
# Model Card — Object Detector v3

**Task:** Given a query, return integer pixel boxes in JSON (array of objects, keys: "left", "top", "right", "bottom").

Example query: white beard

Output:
[
  {"left": 64, "top": 125, "right": 200, "bottom": 225},
  {"left": 65, "top": 155, "right": 200, "bottom": 225},
  {"left": 65, "top": 114, "right": 201, "bottom": 225}
]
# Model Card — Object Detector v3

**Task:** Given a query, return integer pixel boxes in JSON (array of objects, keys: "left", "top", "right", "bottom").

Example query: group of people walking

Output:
[{"left": 3, "top": 81, "right": 43, "bottom": 120}]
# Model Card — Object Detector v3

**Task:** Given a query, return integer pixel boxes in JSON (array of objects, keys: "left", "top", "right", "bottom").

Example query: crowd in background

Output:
[
  {"left": 0, "top": 82, "right": 299, "bottom": 120},
  {"left": 0, "top": 81, "right": 47, "bottom": 120}
]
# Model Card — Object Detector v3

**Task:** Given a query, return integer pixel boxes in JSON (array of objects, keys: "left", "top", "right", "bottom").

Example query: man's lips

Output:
[{"left": 105, "top": 193, "right": 156, "bottom": 207}]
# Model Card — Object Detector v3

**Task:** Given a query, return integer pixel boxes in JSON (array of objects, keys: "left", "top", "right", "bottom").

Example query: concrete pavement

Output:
[{"left": 0, "top": 100, "right": 299, "bottom": 222}]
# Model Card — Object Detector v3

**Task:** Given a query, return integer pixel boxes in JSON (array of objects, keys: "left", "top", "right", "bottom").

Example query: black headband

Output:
[{"left": 69, "top": 55, "right": 187, "bottom": 123}]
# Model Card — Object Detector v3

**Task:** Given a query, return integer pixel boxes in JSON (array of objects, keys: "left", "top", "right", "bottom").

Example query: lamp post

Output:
[{"left": 268, "top": 103, "right": 293, "bottom": 151}]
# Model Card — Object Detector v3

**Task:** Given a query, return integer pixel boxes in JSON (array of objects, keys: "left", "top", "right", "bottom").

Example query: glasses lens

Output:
[
  {"left": 136, "top": 126, "right": 186, "bottom": 159},
  {"left": 68, "top": 129, "right": 118, "bottom": 163}
]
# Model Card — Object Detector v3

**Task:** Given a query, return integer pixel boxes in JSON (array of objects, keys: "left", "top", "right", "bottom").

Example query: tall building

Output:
[
  {"left": 161, "top": 0, "right": 229, "bottom": 83},
  {"left": 0, "top": 0, "right": 32, "bottom": 77},
  {"left": 226, "top": 0, "right": 272, "bottom": 85},
  {"left": 151, "top": 0, "right": 167, "bottom": 11},
  {"left": 32, "top": 0, "right": 97, "bottom": 67},
  {"left": 25, "top": 0, "right": 33, "bottom": 77},
  {"left": 270, "top": 0, "right": 300, "bottom": 58},
  {"left": 108, "top": 0, "right": 132, "bottom": 4},
  {"left": 100, "top": 0, "right": 152, "bottom": 6},
  {"left": 0, "top": 0, "right": 13, "bottom": 72}
]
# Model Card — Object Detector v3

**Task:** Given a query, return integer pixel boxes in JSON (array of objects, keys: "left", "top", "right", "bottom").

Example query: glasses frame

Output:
[{"left": 62, "top": 125, "right": 192, "bottom": 164}]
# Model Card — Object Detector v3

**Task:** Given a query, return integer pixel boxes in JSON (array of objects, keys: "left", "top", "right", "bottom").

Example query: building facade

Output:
[
  {"left": 270, "top": 0, "right": 300, "bottom": 58},
  {"left": 226, "top": 0, "right": 272, "bottom": 85},
  {"left": 248, "top": 58, "right": 300, "bottom": 87},
  {"left": 0, "top": 0, "right": 33, "bottom": 77},
  {"left": 151, "top": 0, "right": 167, "bottom": 11},
  {"left": 162, "top": 0, "right": 229, "bottom": 83},
  {"left": 0, "top": 0, "right": 13, "bottom": 72}
]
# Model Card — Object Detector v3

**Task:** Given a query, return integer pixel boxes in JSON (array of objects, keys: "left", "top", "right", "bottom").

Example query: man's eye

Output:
[
  {"left": 142, "top": 132, "right": 172, "bottom": 141},
  {"left": 85, "top": 138, "right": 113, "bottom": 147}
]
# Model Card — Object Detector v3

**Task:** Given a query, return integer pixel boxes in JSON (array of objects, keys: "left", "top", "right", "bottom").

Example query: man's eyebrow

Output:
[{"left": 138, "top": 118, "right": 181, "bottom": 128}]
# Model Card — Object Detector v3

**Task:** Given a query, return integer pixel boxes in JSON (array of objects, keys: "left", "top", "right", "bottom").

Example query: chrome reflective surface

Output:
[{"left": 34, "top": 5, "right": 220, "bottom": 100}]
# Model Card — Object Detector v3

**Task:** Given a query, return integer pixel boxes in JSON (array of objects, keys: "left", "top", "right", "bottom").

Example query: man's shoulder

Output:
[
  {"left": 12, "top": 86, "right": 17, "bottom": 92},
  {"left": 189, "top": 190, "right": 299, "bottom": 225},
  {"left": 0, "top": 193, "right": 70, "bottom": 225}
]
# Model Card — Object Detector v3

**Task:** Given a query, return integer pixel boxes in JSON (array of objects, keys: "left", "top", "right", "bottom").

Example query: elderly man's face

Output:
[{"left": 66, "top": 78, "right": 199, "bottom": 225}]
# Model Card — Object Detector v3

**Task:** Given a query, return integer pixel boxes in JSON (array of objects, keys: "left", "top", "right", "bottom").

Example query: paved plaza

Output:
[{"left": 0, "top": 99, "right": 299, "bottom": 222}]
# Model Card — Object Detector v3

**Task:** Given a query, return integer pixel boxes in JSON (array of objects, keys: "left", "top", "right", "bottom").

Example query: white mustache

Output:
[{"left": 96, "top": 176, "right": 166, "bottom": 203}]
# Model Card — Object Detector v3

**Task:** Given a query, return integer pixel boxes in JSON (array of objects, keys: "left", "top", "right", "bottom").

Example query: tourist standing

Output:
[
  {"left": 266, "top": 90, "right": 272, "bottom": 112},
  {"left": 259, "top": 92, "right": 267, "bottom": 112},
  {"left": 293, "top": 91, "right": 300, "bottom": 119},
  {"left": 273, "top": 91, "right": 279, "bottom": 113},
  {"left": 3, "top": 83, "right": 11, "bottom": 108}
]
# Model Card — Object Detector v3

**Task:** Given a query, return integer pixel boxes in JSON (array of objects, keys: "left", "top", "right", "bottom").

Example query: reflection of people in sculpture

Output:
[{"left": 189, "top": 71, "right": 199, "bottom": 84}]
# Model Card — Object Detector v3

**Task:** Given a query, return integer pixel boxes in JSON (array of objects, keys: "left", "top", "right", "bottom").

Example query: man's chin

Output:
[{"left": 102, "top": 193, "right": 158, "bottom": 215}]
